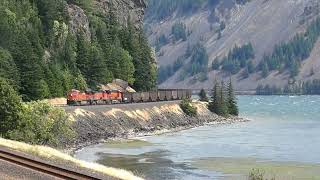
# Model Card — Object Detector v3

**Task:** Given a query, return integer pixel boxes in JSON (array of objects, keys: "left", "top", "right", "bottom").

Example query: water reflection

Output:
[{"left": 97, "top": 150, "right": 211, "bottom": 180}]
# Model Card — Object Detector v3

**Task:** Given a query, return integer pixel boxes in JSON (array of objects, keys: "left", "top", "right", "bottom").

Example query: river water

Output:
[{"left": 75, "top": 96, "right": 320, "bottom": 179}]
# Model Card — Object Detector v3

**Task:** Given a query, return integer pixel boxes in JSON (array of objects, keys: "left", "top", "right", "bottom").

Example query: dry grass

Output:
[{"left": 0, "top": 138, "right": 144, "bottom": 180}]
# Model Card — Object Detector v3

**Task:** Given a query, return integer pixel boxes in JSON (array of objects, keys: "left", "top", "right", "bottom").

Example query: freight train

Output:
[{"left": 67, "top": 89, "right": 192, "bottom": 106}]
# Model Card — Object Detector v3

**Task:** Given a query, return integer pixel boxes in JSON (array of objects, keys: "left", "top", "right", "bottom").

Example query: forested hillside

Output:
[
  {"left": 145, "top": 0, "right": 320, "bottom": 91},
  {"left": 0, "top": 0, "right": 156, "bottom": 101}
]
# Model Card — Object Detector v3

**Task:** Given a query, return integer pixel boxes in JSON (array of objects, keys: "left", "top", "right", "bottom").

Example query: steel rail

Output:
[{"left": 0, "top": 148, "right": 102, "bottom": 180}]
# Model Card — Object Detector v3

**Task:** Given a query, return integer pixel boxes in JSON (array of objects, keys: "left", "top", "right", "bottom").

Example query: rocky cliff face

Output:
[
  {"left": 67, "top": 0, "right": 146, "bottom": 40},
  {"left": 146, "top": 0, "right": 320, "bottom": 90},
  {"left": 67, "top": 4, "right": 91, "bottom": 40},
  {"left": 94, "top": 0, "right": 146, "bottom": 29}
]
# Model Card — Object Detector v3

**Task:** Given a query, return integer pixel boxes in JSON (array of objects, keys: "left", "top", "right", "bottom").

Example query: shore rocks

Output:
[{"left": 65, "top": 101, "right": 247, "bottom": 150}]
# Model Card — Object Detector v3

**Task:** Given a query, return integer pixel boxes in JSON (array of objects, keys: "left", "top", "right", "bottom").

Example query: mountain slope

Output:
[
  {"left": 146, "top": 0, "right": 320, "bottom": 90},
  {"left": 0, "top": 0, "right": 156, "bottom": 101}
]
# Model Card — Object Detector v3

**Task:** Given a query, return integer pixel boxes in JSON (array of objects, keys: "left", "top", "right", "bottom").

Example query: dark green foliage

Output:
[
  {"left": 0, "top": 78, "right": 75, "bottom": 147},
  {"left": 212, "top": 58, "right": 220, "bottom": 70},
  {"left": 236, "top": 0, "right": 251, "bottom": 5},
  {"left": 256, "top": 84, "right": 284, "bottom": 95},
  {"left": 226, "top": 79, "right": 239, "bottom": 116},
  {"left": 247, "top": 61, "right": 255, "bottom": 74},
  {"left": 187, "top": 43, "right": 209, "bottom": 77},
  {"left": 258, "top": 17, "right": 320, "bottom": 78},
  {"left": 261, "top": 61, "right": 269, "bottom": 78},
  {"left": 180, "top": 98, "right": 197, "bottom": 117},
  {"left": 257, "top": 79, "right": 320, "bottom": 95},
  {"left": 155, "top": 34, "right": 169, "bottom": 52},
  {"left": 145, "top": 0, "right": 208, "bottom": 22},
  {"left": 0, "top": 0, "right": 156, "bottom": 100},
  {"left": 9, "top": 101, "right": 75, "bottom": 147},
  {"left": 172, "top": 22, "right": 187, "bottom": 42},
  {"left": 220, "top": 21, "right": 226, "bottom": 31},
  {"left": 208, "top": 81, "right": 228, "bottom": 116},
  {"left": 199, "top": 89, "right": 209, "bottom": 102},
  {"left": 145, "top": 0, "right": 250, "bottom": 22},
  {"left": 0, "top": 48, "right": 19, "bottom": 89},
  {"left": 220, "top": 43, "right": 255, "bottom": 74},
  {"left": 0, "top": 78, "right": 23, "bottom": 138}
]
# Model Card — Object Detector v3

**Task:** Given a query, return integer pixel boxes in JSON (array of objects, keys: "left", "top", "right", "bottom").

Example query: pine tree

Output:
[
  {"left": 227, "top": 79, "right": 239, "bottom": 116},
  {"left": 208, "top": 81, "right": 228, "bottom": 116},
  {"left": 219, "top": 81, "right": 228, "bottom": 116},
  {"left": 199, "top": 89, "right": 209, "bottom": 102},
  {"left": 0, "top": 78, "right": 23, "bottom": 137},
  {"left": 0, "top": 48, "right": 19, "bottom": 89},
  {"left": 208, "top": 81, "right": 219, "bottom": 113}
]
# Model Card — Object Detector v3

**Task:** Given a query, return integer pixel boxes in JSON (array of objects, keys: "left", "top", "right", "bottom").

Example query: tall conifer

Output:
[{"left": 227, "top": 78, "right": 239, "bottom": 116}]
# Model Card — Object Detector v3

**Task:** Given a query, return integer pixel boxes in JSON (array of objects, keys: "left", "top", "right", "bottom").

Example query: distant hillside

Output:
[{"left": 145, "top": 0, "right": 320, "bottom": 90}]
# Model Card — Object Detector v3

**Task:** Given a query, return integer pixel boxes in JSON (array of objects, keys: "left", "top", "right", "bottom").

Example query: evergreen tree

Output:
[
  {"left": 0, "top": 48, "right": 19, "bottom": 89},
  {"left": 199, "top": 89, "right": 209, "bottom": 102},
  {"left": 208, "top": 81, "right": 228, "bottom": 116},
  {"left": 208, "top": 81, "right": 219, "bottom": 113},
  {"left": 261, "top": 61, "right": 269, "bottom": 78},
  {"left": 0, "top": 78, "right": 23, "bottom": 137},
  {"left": 227, "top": 79, "right": 239, "bottom": 116},
  {"left": 219, "top": 81, "right": 228, "bottom": 116}
]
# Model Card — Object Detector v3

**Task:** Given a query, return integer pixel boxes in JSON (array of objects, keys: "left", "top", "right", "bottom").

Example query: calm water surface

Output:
[{"left": 75, "top": 96, "right": 320, "bottom": 179}]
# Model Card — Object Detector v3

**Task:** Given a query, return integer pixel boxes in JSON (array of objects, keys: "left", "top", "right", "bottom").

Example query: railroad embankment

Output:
[{"left": 65, "top": 101, "right": 247, "bottom": 150}]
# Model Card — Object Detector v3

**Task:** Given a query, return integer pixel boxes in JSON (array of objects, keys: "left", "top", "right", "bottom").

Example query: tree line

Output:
[
  {"left": 256, "top": 79, "right": 320, "bottom": 95},
  {"left": 212, "top": 43, "right": 255, "bottom": 76},
  {"left": 0, "top": 0, "right": 156, "bottom": 101}
]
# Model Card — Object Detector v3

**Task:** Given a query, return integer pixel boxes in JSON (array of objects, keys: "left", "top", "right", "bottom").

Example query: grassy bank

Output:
[{"left": 0, "top": 138, "right": 143, "bottom": 180}]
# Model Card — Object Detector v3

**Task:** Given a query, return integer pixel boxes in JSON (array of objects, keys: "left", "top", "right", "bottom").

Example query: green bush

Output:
[
  {"left": 9, "top": 101, "right": 75, "bottom": 147},
  {"left": 248, "top": 169, "right": 275, "bottom": 180},
  {"left": 180, "top": 98, "right": 197, "bottom": 117}
]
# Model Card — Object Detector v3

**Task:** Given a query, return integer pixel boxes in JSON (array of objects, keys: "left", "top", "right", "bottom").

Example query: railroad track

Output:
[{"left": 0, "top": 148, "right": 102, "bottom": 180}]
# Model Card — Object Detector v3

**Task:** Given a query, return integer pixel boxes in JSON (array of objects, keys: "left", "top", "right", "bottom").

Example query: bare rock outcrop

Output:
[
  {"left": 67, "top": 4, "right": 91, "bottom": 40},
  {"left": 93, "top": 0, "right": 146, "bottom": 29}
]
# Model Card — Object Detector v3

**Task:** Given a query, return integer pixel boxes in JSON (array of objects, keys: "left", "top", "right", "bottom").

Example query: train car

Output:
[
  {"left": 177, "top": 90, "right": 184, "bottom": 100},
  {"left": 172, "top": 90, "right": 178, "bottom": 100},
  {"left": 165, "top": 90, "right": 172, "bottom": 100},
  {"left": 132, "top": 92, "right": 142, "bottom": 103},
  {"left": 149, "top": 91, "right": 158, "bottom": 102},
  {"left": 182, "top": 90, "right": 187, "bottom": 99},
  {"left": 158, "top": 91, "right": 166, "bottom": 101},
  {"left": 186, "top": 89, "right": 192, "bottom": 99},
  {"left": 141, "top": 92, "right": 150, "bottom": 102}
]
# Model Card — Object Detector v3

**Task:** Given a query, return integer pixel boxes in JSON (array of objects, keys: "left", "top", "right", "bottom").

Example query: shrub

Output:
[
  {"left": 9, "top": 101, "right": 75, "bottom": 147},
  {"left": 180, "top": 98, "right": 197, "bottom": 117},
  {"left": 248, "top": 169, "right": 275, "bottom": 180}
]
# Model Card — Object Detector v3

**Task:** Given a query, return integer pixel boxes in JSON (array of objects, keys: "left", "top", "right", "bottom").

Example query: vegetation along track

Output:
[{"left": 0, "top": 148, "right": 103, "bottom": 180}]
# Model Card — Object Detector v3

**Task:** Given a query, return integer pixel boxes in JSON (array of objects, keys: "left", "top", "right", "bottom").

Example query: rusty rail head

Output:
[{"left": 0, "top": 147, "right": 107, "bottom": 180}]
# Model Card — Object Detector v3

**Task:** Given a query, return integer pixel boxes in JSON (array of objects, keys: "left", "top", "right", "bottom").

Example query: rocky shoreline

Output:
[{"left": 64, "top": 101, "right": 248, "bottom": 153}]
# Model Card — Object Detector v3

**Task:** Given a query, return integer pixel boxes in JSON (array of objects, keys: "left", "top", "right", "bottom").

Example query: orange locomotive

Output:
[{"left": 67, "top": 89, "right": 123, "bottom": 106}]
